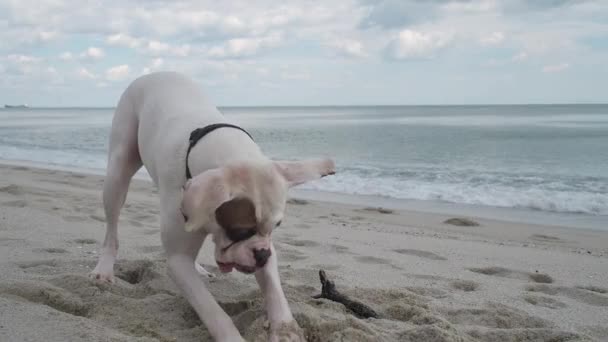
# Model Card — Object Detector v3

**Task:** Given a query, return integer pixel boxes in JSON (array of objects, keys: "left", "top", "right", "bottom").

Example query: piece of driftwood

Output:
[{"left": 312, "top": 270, "right": 379, "bottom": 319}]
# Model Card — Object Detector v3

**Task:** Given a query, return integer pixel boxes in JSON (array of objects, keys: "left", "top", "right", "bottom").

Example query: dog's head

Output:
[{"left": 181, "top": 158, "right": 335, "bottom": 274}]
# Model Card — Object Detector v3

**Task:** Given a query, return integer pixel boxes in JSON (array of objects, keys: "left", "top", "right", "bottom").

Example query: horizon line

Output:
[{"left": 3, "top": 102, "right": 608, "bottom": 109}]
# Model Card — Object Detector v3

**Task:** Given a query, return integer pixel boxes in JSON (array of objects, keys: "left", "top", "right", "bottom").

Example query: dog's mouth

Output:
[{"left": 216, "top": 261, "right": 256, "bottom": 274}]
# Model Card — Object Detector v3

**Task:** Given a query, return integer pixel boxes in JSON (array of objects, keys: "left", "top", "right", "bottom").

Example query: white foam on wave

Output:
[
  {"left": 299, "top": 171, "right": 608, "bottom": 216},
  {"left": 2, "top": 143, "right": 606, "bottom": 216}
]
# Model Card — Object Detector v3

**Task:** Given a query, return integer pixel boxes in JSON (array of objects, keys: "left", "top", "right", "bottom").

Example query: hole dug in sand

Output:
[
  {"left": 468, "top": 266, "right": 554, "bottom": 284},
  {"left": 451, "top": 280, "right": 480, "bottom": 292},
  {"left": 287, "top": 198, "right": 309, "bottom": 205},
  {"left": 114, "top": 260, "right": 160, "bottom": 285},
  {"left": 444, "top": 217, "right": 480, "bottom": 227},
  {"left": 361, "top": 207, "right": 394, "bottom": 214}
]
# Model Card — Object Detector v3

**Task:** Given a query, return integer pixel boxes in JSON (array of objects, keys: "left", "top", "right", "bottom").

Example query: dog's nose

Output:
[{"left": 253, "top": 248, "right": 271, "bottom": 267}]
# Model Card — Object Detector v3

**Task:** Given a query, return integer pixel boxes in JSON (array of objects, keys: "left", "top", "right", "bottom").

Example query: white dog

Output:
[{"left": 89, "top": 72, "right": 335, "bottom": 341}]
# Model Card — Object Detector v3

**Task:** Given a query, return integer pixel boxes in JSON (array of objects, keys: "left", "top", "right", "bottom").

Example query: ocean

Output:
[{"left": 1, "top": 105, "right": 607, "bottom": 219}]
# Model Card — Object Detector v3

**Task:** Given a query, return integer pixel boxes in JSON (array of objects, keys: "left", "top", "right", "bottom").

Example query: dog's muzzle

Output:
[{"left": 253, "top": 248, "right": 271, "bottom": 268}]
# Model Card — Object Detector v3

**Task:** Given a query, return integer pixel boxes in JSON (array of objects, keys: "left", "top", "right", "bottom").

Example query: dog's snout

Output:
[{"left": 253, "top": 248, "right": 271, "bottom": 267}]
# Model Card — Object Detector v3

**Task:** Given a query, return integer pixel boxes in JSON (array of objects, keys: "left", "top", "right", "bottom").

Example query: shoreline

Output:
[{"left": 1, "top": 158, "right": 605, "bottom": 232}]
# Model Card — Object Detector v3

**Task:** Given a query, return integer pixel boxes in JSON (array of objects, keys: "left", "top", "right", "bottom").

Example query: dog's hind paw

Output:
[{"left": 195, "top": 262, "right": 216, "bottom": 278}]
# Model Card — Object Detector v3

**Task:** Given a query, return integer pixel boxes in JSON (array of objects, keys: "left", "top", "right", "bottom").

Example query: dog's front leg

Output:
[
  {"left": 167, "top": 254, "right": 243, "bottom": 341},
  {"left": 160, "top": 191, "right": 243, "bottom": 342},
  {"left": 255, "top": 243, "right": 304, "bottom": 341}
]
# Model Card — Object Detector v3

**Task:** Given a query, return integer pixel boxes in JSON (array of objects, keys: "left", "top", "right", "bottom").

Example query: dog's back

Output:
[{"left": 112, "top": 72, "right": 235, "bottom": 184}]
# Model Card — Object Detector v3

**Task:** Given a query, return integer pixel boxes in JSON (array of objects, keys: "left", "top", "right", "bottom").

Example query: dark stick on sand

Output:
[{"left": 312, "top": 270, "right": 379, "bottom": 319}]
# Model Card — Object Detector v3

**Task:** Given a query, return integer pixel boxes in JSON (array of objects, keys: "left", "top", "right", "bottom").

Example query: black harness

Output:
[{"left": 185, "top": 123, "right": 253, "bottom": 179}]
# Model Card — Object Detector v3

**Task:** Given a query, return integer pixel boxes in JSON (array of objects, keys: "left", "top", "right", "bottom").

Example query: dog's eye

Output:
[
  {"left": 276, "top": 220, "right": 282, "bottom": 227},
  {"left": 226, "top": 227, "right": 256, "bottom": 242}
]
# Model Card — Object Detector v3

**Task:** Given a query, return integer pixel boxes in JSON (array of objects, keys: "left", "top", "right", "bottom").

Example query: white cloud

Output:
[
  {"left": 328, "top": 39, "right": 367, "bottom": 58},
  {"left": 208, "top": 32, "right": 282, "bottom": 58},
  {"left": 512, "top": 51, "right": 528, "bottom": 62},
  {"left": 542, "top": 63, "right": 570, "bottom": 73},
  {"left": 59, "top": 52, "right": 74, "bottom": 61},
  {"left": 145, "top": 40, "right": 191, "bottom": 57},
  {"left": 387, "top": 30, "right": 452, "bottom": 59},
  {"left": 0, "top": 0, "right": 607, "bottom": 105},
  {"left": 281, "top": 71, "right": 311, "bottom": 80},
  {"left": 150, "top": 58, "right": 164, "bottom": 69},
  {"left": 106, "top": 33, "right": 141, "bottom": 48},
  {"left": 146, "top": 40, "right": 170, "bottom": 54},
  {"left": 221, "top": 16, "right": 246, "bottom": 34},
  {"left": 39, "top": 31, "right": 59, "bottom": 41},
  {"left": 7, "top": 54, "right": 40, "bottom": 64},
  {"left": 3, "top": 54, "right": 41, "bottom": 75},
  {"left": 107, "top": 34, "right": 190, "bottom": 56},
  {"left": 480, "top": 31, "right": 505, "bottom": 45},
  {"left": 80, "top": 47, "right": 105, "bottom": 60},
  {"left": 105, "top": 64, "right": 131, "bottom": 81},
  {"left": 76, "top": 67, "right": 96, "bottom": 80},
  {"left": 441, "top": 0, "right": 497, "bottom": 13},
  {"left": 141, "top": 58, "right": 164, "bottom": 75}
]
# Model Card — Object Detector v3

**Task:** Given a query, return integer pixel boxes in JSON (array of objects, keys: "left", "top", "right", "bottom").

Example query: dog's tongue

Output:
[{"left": 217, "top": 262, "right": 234, "bottom": 273}]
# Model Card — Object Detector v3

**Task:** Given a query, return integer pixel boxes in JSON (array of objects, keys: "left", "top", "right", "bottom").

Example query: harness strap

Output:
[{"left": 186, "top": 123, "right": 253, "bottom": 179}]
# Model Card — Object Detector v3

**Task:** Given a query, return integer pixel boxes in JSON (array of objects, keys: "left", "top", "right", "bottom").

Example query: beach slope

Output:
[{"left": 0, "top": 163, "right": 606, "bottom": 341}]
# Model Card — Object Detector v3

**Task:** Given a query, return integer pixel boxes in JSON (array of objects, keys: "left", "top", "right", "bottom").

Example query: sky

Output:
[{"left": 1, "top": 0, "right": 607, "bottom": 107}]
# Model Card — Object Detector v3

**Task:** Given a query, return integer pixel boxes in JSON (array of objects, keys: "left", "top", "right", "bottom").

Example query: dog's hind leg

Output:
[{"left": 90, "top": 97, "right": 142, "bottom": 283}]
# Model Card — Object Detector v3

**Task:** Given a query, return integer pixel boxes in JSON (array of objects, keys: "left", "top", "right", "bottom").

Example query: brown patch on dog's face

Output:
[{"left": 215, "top": 197, "right": 257, "bottom": 242}]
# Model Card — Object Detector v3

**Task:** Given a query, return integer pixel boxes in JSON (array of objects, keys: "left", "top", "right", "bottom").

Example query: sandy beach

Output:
[{"left": 0, "top": 162, "right": 607, "bottom": 341}]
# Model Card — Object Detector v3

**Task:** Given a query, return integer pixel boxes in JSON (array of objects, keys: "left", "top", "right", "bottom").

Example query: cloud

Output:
[
  {"left": 386, "top": 29, "right": 452, "bottom": 59},
  {"left": 281, "top": 71, "right": 311, "bottom": 80},
  {"left": 80, "top": 47, "right": 105, "bottom": 60},
  {"left": 38, "top": 31, "right": 59, "bottom": 41},
  {"left": 501, "top": 0, "right": 575, "bottom": 13},
  {"left": 441, "top": 0, "right": 497, "bottom": 13},
  {"left": 512, "top": 51, "right": 528, "bottom": 62},
  {"left": 106, "top": 33, "right": 141, "bottom": 48},
  {"left": 358, "top": 0, "right": 447, "bottom": 29},
  {"left": 105, "top": 64, "right": 131, "bottom": 81},
  {"left": 145, "top": 40, "right": 191, "bottom": 57},
  {"left": 150, "top": 58, "right": 164, "bottom": 69},
  {"left": 7, "top": 54, "right": 40, "bottom": 64},
  {"left": 328, "top": 39, "right": 367, "bottom": 58},
  {"left": 105, "top": 34, "right": 192, "bottom": 57},
  {"left": 480, "top": 31, "right": 505, "bottom": 45},
  {"left": 208, "top": 32, "right": 282, "bottom": 58},
  {"left": 76, "top": 67, "right": 97, "bottom": 80},
  {"left": 542, "top": 62, "right": 570, "bottom": 73},
  {"left": 0, "top": 0, "right": 607, "bottom": 106},
  {"left": 3, "top": 54, "right": 42, "bottom": 75},
  {"left": 142, "top": 58, "right": 164, "bottom": 75},
  {"left": 59, "top": 52, "right": 74, "bottom": 61}
]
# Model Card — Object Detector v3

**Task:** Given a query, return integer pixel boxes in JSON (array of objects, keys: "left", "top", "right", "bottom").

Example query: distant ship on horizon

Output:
[{"left": 4, "top": 104, "right": 29, "bottom": 109}]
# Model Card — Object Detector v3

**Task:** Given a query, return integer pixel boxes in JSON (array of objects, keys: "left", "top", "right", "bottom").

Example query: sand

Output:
[{"left": 1, "top": 162, "right": 607, "bottom": 341}]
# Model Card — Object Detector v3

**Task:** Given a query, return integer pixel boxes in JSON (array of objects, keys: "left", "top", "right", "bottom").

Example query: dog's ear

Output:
[
  {"left": 274, "top": 158, "right": 336, "bottom": 187},
  {"left": 181, "top": 169, "right": 232, "bottom": 232}
]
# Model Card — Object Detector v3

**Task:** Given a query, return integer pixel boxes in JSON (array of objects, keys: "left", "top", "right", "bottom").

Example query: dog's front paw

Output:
[
  {"left": 266, "top": 320, "right": 305, "bottom": 342},
  {"left": 89, "top": 269, "right": 115, "bottom": 283}
]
